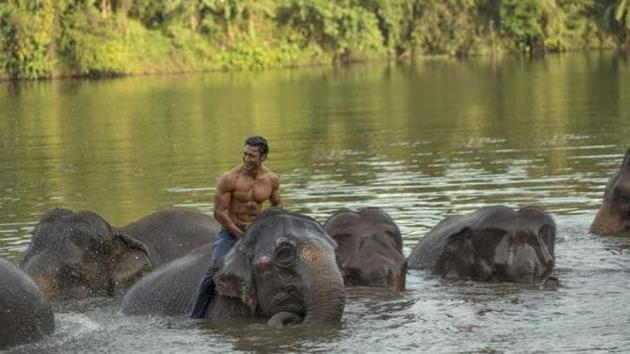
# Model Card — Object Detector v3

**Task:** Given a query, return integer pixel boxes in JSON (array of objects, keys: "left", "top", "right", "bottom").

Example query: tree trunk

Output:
[{"left": 100, "top": 0, "right": 111, "bottom": 19}]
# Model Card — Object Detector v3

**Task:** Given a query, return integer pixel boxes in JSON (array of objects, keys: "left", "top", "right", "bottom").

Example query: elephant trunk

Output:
[
  {"left": 300, "top": 245, "right": 345, "bottom": 325},
  {"left": 591, "top": 201, "right": 626, "bottom": 235},
  {"left": 393, "top": 261, "right": 407, "bottom": 292},
  {"left": 23, "top": 255, "right": 60, "bottom": 300}
]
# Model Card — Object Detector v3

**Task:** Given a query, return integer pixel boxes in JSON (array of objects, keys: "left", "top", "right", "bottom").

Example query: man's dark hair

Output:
[{"left": 244, "top": 136, "right": 269, "bottom": 155}]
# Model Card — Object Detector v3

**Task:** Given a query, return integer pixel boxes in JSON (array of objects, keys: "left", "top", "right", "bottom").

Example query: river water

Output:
[{"left": 1, "top": 53, "right": 629, "bottom": 353}]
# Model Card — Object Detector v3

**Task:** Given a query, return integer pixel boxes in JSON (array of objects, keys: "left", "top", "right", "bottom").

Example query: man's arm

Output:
[
  {"left": 269, "top": 174, "right": 282, "bottom": 208},
  {"left": 213, "top": 173, "right": 245, "bottom": 238}
]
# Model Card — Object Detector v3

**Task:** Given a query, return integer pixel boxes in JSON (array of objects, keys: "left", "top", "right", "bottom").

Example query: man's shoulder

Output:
[
  {"left": 218, "top": 166, "right": 242, "bottom": 185},
  {"left": 261, "top": 167, "right": 279, "bottom": 181},
  {"left": 225, "top": 165, "right": 243, "bottom": 177}
]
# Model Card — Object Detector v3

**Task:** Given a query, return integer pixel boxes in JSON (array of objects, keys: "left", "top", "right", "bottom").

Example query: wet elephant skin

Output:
[
  {"left": 591, "top": 147, "right": 630, "bottom": 235},
  {"left": 123, "top": 208, "right": 346, "bottom": 326},
  {"left": 21, "top": 208, "right": 220, "bottom": 300},
  {"left": 407, "top": 205, "right": 556, "bottom": 283},
  {"left": 0, "top": 257, "right": 54, "bottom": 350},
  {"left": 324, "top": 207, "right": 407, "bottom": 291}
]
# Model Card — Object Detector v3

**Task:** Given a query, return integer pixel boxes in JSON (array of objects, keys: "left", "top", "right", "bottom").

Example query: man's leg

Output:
[
  {"left": 189, "top": 230, "right": 237, "bottom": 319},
  {"left": 189, "top": 268, "right": 215, "bottom": 319}
]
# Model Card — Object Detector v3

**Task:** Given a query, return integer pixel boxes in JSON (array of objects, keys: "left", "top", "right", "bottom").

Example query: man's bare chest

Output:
[{"left": 233, "top": 178, "right": 272, "bottom": 203}]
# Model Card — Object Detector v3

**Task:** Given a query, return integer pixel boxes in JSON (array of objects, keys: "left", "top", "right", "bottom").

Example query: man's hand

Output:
[{"left": 230, "top": 226, "right": 246, "bottom": 239}]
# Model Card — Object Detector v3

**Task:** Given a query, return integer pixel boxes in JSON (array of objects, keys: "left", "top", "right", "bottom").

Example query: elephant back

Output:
[
  {"left": 407, "top": 206, "right": 514, "bottom": 269},
  {"left": 115, "top": 208, "right": 219, "bottom": 266},
  {"left": 122, "top": 243, "right": 213, "bottom": 316},
  {"left": 408, "top": 213, "right": 471, "bottom": 269}
]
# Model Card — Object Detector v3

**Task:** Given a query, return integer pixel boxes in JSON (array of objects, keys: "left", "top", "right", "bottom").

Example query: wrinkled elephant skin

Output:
[
  {"left": 21, "top": 208, "right": 220, "bottom": 300},
  {"left": 0, "top": 257, "right": 54, "bottom": 350},
  {"left": 408, "top": 206, "right": 556, "bottom": 283},
  {"left": 123, "top": 208, "right": 346, "bottom": 326},
  {"left": 591, "top": 147, "right": 630, "bottom": 235},
  {"left": 324, "top": 207, "right": 406, "bottom": 291}
]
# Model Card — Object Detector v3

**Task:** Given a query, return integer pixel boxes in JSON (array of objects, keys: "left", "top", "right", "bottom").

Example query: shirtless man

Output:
[{"left": 190, "top": 136, "right": 281, "bottom": 319}]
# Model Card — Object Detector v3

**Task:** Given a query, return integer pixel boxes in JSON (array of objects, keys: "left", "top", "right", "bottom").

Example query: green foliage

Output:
[
  {"left": 605, "top": 0, "right": 630, "bottom": 47},
  {"left": 164, "top": 23, "right": 217, "bottom": 71},
  {"left": 613, "top": 0, "right": 630, "bottom": 27},
  {"left": 353, "top": 0, "right": 404, "bottom": 53},
  {"left": 555, "top": 0, "right": 605, "bottom": 49},
  {"left": 411, "top": 0, "right": 482, "bottom": 56},
  {"left": 499, "top": 0, "right": 545, "bottom": 51},
  {"left": 128, "top": 0, "right": 166, "bottom": 28},
  {"left": 276, "top": 0, "right": 384, "bottom": 60},
  {"left": 0, "top": 0, "right": 629, "bottom": 79},
  {"left": 0, "top": 0, "right": 56, "bottom": 79},
  {"left": 59, "top": 10, "right": 130, "bottom": 74}
]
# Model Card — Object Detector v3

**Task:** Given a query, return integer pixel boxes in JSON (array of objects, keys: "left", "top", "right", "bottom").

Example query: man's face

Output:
[{"left": 242, "top": 145, "right": 266, "bottom": 171}]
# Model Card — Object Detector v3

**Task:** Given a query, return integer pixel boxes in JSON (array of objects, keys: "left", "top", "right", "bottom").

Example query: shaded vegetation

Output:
[{"left": 0, "top": 0, "right": 629, "bottom": 79}]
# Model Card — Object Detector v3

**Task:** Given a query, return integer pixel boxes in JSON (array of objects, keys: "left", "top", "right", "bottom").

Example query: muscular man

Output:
[{"left": 190, "top": 136, "right": 281, "bottom": 319}]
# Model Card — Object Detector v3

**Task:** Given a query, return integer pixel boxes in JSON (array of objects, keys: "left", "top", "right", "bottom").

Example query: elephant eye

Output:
[
  {"left": 59, "top": 265, "right": 85, "bottom": 286},
  {"left": 331, "top": 233, "right": 352, "bottom": 243},
  {"left": 273, "top": 241, "right": 297, "bottom": 268}
]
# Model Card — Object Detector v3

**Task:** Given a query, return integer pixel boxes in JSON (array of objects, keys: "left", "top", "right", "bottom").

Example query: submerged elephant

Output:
[
  {"left": 123, "top": 208, "right": 345, "bottom": 326},
  {"left": 324, "top": 207, "right": 406, "bottom": 291},
  {"left": 591, "top": 147, "right": 630, "bottom": 235},
  {"left": 1, "top": 257, "right": 54, "bottom": 350},
  {"left": 407, "top": 206, "right": 555, "bottom": 283},
  {"left": 21, "top": 208, "right": 220, "bottom": 300}
]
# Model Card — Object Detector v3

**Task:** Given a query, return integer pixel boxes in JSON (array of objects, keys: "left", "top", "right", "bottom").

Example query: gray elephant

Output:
[
  {"left": 123, "top": 209, "right": 345, "bottom": 327},
  {"left": 1, "top": 257, "right": 54, "bottom": 350},
  {"left": 407, "top": 206, "right": 555, "bottom": 283},
  {"left": 591, "top": 147, "right": 630, "bottom": 235},
  {"left": 21, "top": 208, "right": 220, "bottom": 300},
  {"left": 324, "top": 207, "right": 406, "bottom": 291}
]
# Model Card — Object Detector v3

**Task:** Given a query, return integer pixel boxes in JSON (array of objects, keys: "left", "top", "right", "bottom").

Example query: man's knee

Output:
[{"left": 212, "top": 233, "right": 237, "bottom": 260}]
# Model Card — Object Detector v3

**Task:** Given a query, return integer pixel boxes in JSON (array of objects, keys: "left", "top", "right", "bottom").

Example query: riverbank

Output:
[{"left": 1, "top": 0, "right": 628, "bottom": 81}]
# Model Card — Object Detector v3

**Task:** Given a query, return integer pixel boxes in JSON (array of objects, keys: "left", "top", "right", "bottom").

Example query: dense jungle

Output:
[{"left": 1, "top": 0, "right": 630, "bottom": 80}]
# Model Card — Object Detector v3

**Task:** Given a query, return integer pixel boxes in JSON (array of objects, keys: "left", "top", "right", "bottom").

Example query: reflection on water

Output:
[{"left": 1, "top": 52, "right": 630, "bottom": 352}]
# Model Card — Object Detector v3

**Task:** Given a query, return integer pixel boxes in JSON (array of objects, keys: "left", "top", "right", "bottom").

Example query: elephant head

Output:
[
  {"left": 408, "top": 206, "right": 555, "bottom": 283},
  {"left": 591, "top": 147, "right": 630, "bottom": 235},
  {"left": 212, "top": 208, "right": 345, "bottom": 325},
  {"left": 21, "top": 208, "right": 152, "bottom": 300},
  {"left": 324, "top": 207, "right": 406, "bottom": 291}
]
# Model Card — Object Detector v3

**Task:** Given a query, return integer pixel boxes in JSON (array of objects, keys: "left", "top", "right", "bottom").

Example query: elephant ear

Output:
[
  {"left": 435, "top": 227, "right": 474, "bottom": 277},
  {"left": 213, "top": 242, "right": 257, "bottom": 313},
  {"left": 110, "top": 233, "right": 152, "bottom": 297}
]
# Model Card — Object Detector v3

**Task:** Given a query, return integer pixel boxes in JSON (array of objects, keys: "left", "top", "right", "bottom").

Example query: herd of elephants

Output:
[{"left": 1, "top": 148, "right": 629, "bottom": 349}]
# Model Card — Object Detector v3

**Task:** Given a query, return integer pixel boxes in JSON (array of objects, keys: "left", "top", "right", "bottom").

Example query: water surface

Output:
[{"left": 1, "top": 53, "right": 629, "bottom": 353}]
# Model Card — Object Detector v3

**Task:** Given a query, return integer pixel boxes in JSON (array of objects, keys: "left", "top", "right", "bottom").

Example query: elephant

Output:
[
  {"left": 21, "top": 207, "right": 220, "bottom": 300},
  {"left": 1, "top": 257, "right": 55, "bottom": 350},
  {"left": 407, "top": 205, "right": 555, "bottom": 283},
  {"left": 121, "top": 242, "right": 213, "bottom": 316},
  {"left": 591, "top": 147, "right": 630, "bottom": 235},
  {"left": 323, "top": 207, "right": 406, "bottom": 291},
  {"left": 122, "top": 208, "right": 346, "bottom": 327}
]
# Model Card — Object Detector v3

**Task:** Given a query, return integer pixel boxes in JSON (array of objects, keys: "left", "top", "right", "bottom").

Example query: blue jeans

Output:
[{"left": 189, "top": 228, "right": 238, "bottom": 319}]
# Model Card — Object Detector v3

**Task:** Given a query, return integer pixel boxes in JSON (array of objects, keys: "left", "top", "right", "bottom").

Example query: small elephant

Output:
[
  {"left": 591, "top": 147, "right": 630, "bottom": 235},
  {"left": 1, "top": 257, "right": 54, "bottom": 350},
  {"left": 123, "top": 208, "right": 346, "bottom": 326},
  {"left": 324, "top": 207, "right": 406, "bottom": 291},
  {"left": 21, "top": 208, "right": 220, "bottom": 300},
  {"left": 407, "top": 206, "right": 555, "bottom": 283}
]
